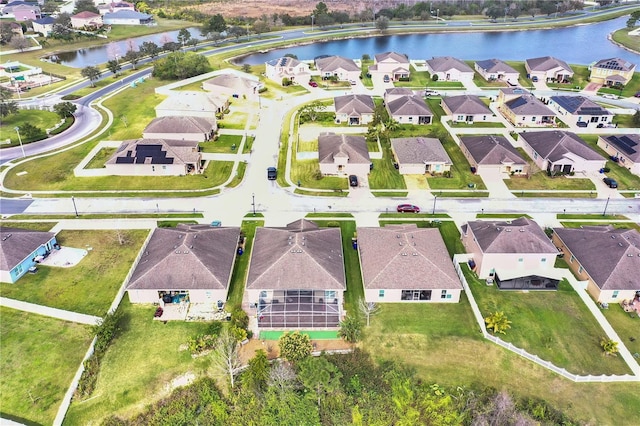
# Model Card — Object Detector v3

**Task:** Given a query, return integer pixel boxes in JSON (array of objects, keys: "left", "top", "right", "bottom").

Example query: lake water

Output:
[{"left": 241, "top": 16, "right": 640, "bottom": 66}]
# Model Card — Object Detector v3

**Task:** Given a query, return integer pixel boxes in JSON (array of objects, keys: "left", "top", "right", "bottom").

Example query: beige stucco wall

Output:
[
  {"left": 319, "top": 161, "right": 370, "bottom": 176},
  {"left": 335, "top": 113, "right": 373, "bottom": 125},
  {"left": 390, "top": 114, "right": 432, "bottom": 124},
  {"left": 597, "top": 137, "right": 640, "bottom": 175},
  {"left": 364, "top": 288, "right": 461, "bottom": 303},
  {"left": 104, "top": 162, "right": 187, "bottom": 176},
  {"left": 127, "top": 289, "right": 227, "bottom": 304},
  {"left": 142, "top": 132, "right": 207, "bottom": 142}
]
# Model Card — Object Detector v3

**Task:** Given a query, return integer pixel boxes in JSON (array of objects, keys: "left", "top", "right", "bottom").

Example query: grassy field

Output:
[
  {"left": 63, "top": 302, "right": 213, "bottom": 425},
  {"left": 504, "top": 172, "right": 595, "bottom": 190},
  {"left": 0, "top": 230, "right": 149, "bottom": 316},
  {"left": 0, "top": 109, "right": 62, "bottom": 146},
  {"left": 368, "top": 144, "right": 407, "bottom": 190},
  {"left": 226, "top": 220, "right": 263, "bottom": 308},
  {"left": 200, "top": 134, "right": 243, "bottom": 153},
  {"left": 0, "top": 307, "right": 93, "bottom": 426},
  {"left": 611, "top": 27, "right": 640, "bottom": 54},
  {"left": 547, "top": 65, "right": 589, "bottom": 91},
  {"left": 559, "top": 221, "right": 640, "bottom": 232},
  {"left": 602, "top": 304, "right": 640, "bottom": 356},
  {"left": 0, "top": 221, "right": 57, "bottom": 231},
  {"left": 466, "top": 270, "right": 630, "bottom": 376},
  {"left": 84, "top": 147, "right": 116, "bottom": 169}
]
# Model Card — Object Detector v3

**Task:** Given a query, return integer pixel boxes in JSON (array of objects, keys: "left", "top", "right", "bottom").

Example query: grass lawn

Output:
[
  {"left": 0, "top": 109, "right": 62, "bottom": 147},
  {"left": 579, "top": 134, "right": 640, "bottom": 191},
  {"left": 0, "top": 221, "right": 57, "bottom": 231},
  {"left": 0, "top": 230, "right": 149, "bottom": 316},
  {"left": 63, "top": 302, "right": 213, "bottom": 425},
  {"left": 611, "top": 27, "right": 640, "bottom": 55},
  {"left": 200, "top": 134, "right": 243, "bottom": 153},
  {"left": 368, "top": 145, "right": 407, "bottom": 190},
  {"left": 219, "top": 110, "right": 249, "bottom": 130},
  {"left": 602, "top": 304, "right": 640, "bottom": 356},
  {"left": 504, "top": 172, "right": 595, "bottom": 191},
  {"left": 465, "top": 269, "right": 631, "bottom": 376},
  {"left": 84, "top": 148, "right": 116, "bottom": 169},
  {"left": 547, "top": 65, "right": 589, "bottom": 91},
  {"left": 448, "top": 120, "right": 505, "bottom": 128},
  {"left": 226, "top": 220, "right": 263, "bottom": 308},
  {"left": 559, "top": 221, "right": 640, "bottom": 232},
  {"left": 428, "top": 139, "right": 486, "bottom": 190},
  {"left": 291, "top": 159, "right": 348, "bottom": 190},
  {"left": 0, "top": 307, "right": 93, "bottom": 426},
  {"left": 260, "top": 79, "right": 309, "bottom": 99}
]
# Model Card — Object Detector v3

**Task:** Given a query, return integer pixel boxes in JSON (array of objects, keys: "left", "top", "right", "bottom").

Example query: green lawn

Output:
[
  {"left": 612, "top": 113, "right": 640, "bottom": 128},
  {"left": 0, "top": 109, "right": 62, "bottom": 146},
  {"left": 368, "top": 145, "right": 407, "bottom": 190},
  {"left": 602, "top": 304, "right": 640, "bottom": 356},
  {"left": 547, "top": 65, "right": 590, "bottom": 91},
  {"left": 200, "top": 134, "right": 243, "bottom": 153},
  {"left": 0, "top": 221, "right": 56, "bottom": 231},
  {"left": 465, "top": 269, "right": 631, "bottom": 376},
  {"left": 226, "top": 220, "right": 263, "bottom": 308},
  {"left": 579, "top": 134, "right": 640, "bottom": 191},
  {"left": 63, "top": 302, "right": 213, "bottom": 425},
  {"left": 559, "top": 221, "right": 640, "bottom": 232},
  {"left": 611, "top": 27, "right": 640, "bottom": 57},
  {"left": 84, "top": 148, "right": 116, "bottom": 169},
  {"left": 597, "top": 69, "right": 640, "bottom": 98},
  {"left": 448, "top": 120, "right": 505, "bottom": 128},
  {"left": 504, "top": 172, "right": 595, "bottom": 190},
  {"left": 429, "top": 139, "right": 486, "bottom": 190},
  {"left": 0, "top": 230, "right": 149, "bottom": 316},
  {"left": 0, "top": 307, "right": 93, "bottom": 426}
]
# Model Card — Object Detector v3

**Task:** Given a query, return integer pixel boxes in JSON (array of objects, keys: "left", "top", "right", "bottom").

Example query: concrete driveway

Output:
[{"left": 476, "top": 168, "right": 515, "bottom": 199}]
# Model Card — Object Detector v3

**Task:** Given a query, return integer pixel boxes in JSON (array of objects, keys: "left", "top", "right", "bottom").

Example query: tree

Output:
[
  {"left": 81, "top": 65, "right": 100, "bottom": 87},
  {"left": 0, "top": 86, "right": 18, "bottom": 118},
  {"left": 73, "top": 0, "right": 99, "bottom": 15},
  {"left": 633, "top": 109, "right": 640, "bottom": 126},
  {"left": 242, "top": 349, "right": 269, "bottom": 393},
  {"left": 338, "top": 313, "right": 362, "bottom": 344},
  {"left": 299, "top": 100, "right": 326, "bottom": 122},
  {"left": 123, "top": 49, "right": 141, "bottom": 70},
  {"left": 53, "top": 101, "right": 77, "bottom": 118},
  {"left": 242, "top": 63, "right": 252, "bottom": 74},
  {"left": 140, "top": 41, "right": 160, "bottom": 60},
  {"left": 51, "top": 23, "right": 73, "bottom": 41},
  {"left": 106, "top": 59, "right": 121, "bottom": 77},
  {"left": 227, "top": 25, "right": 247, "bottom": 40},
  {"left": 485, "top": 311, "right": 512, "bottom": 335},
  {"left": 0, "top": 22, "right": 14, "bottom": 45},
  {"left": 163, "top": 41, "right": 181, "bottom": 52},
  {"left": 17, "top": 123, "right": 46, "bottom": 140},
  {"left": 375, "top": 16, "right": 389, "bottom": 32},
  {"left": 316, "top": 13, "right": 334, "bottom": 28},
  {"left": 600, "top": 338, "right": 619, "bottom": 356},
  {"left": 55, "top": 12, "right": 71, "bottom": 28},
  {"left": 486, "top": 5, "right": 503, "bottom": 21},
  {"left": 201, "top": 14, "right": 227, "bottom": 38},
  {"left": 359, "top": 300, "right": 379, "bottom": 326},
  {"left": 278, "top": 331, "right": 313, "bottom": 363},
  {"left": 313, "top": 2, "right": 329, "bottom": 18},
  {"left": 177, "top": 28, "right": 191, "bottom": 48},
  {"left": 9, "top": 36, "right": 30, "bottom": 52},
  {"left": 41, "top": 1, "right": 60, "bottom": 15},
  {"left": 298, "top": 356, "right": 342, "bottom": 407},
  {"left": 267, "top": 360, "right": 298, "bottom": 394},
  {"left": 135, "top": 1, "right": 150, "bottom": 13},
  {"left": 152, "top": 52, "right": 211, "bottom": 80},
  {"left": 508, "top": 4, "right": 521, "bottom": 21},
  {"left": 252, "top": 20, "right": 270, "bottom": 37},
  {"left": 210, "top": 328, "right": 242, "bottom": 389}
]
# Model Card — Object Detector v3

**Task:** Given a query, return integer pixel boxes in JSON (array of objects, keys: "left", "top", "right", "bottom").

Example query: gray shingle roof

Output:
[
  {"left": 475, "top": 58, "right": 518, "bottom": 75},
  {"left": 442, "top": 95, "right": 492, "bottom": 115},
  {"left": 553, "top": 226, "right": 640, "bottom": 291},
  {"left": 318, "top": 133, "right": 370, "bottom": 164},
  {"left": 550, "top": 96, "right": 610, "bottom": 116},
  {"left": 460, "top": 135, "right": 527, "bottom": 166},
  {"left": 391, "top": 137, "right": 451, "bottom": 165},
  {"left": 505, "top": 94, "right": 556, "bottom": 116},
  {"left": 156, "top": 91, "right": 226, "bottom": 113},
  {"left": 357, "top": 224, "right": 462, "bottom": 290},
  {"left": 103, "top": 10, "right": 152, "bottom": 20},
  {"left": 426, "top": 56, "right": 473, "bottom": 73},
  {"left": 525, "top": 56, "right": 573, "bottom": 73},
  {"left": 467, "top": 217, "right": 557, "bottom": 254},
  {"left": 106, "top": 139, "right": 200, "bottom": 166},
  {"left": 246, "top": 220, "right": 346, "bottom": 291},
  {"left": 602, "top": 134, "right": 640, "bottom": 162},
  {"left": 127, "top": 225, "right": 239, "bottom": 291},
  {"left": 386, "top": 95, "right": 433, "bottom": 117},
  {"left": 144, "top": 116, "right": 216, "bottom": 134},
  {"left": 520, "top": 131, "right": 604, "bottom": 163},
  {"left": 204, "top": 73, "right": 259, "bottom": 91},
  {"left": 334, "top": 94, "right": 374, "bottom": 116},
  {"left": 316, "top": 55, "right": 359, "bottom": 72},
  {"left": 0, "top": 227, "right": 56, "bottom": 271},
  {"left": 374, "top": 51, "right": 409, "bottom": 63}
]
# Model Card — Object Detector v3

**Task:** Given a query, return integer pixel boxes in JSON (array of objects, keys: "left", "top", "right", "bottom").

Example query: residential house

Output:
[
  {"left": 103, "top": 10, "right": 154, "bottom": 25},
  {"left": 0, "top": 226, "right": 57, "bottom": 284},
  {"left": 552, "top": 226, "right": 640, "bottom": 303},
  {"left": 202, "top": 72, "right": 262, "bottom": 97},
  {"left": 474, "top": 59, "right": 519, "bottom": 85},
  {"left": 31, "top": 16, "right": 55, "bottom": 36},
  {"left": 334, "top": 94, "right": 374, "bottom": 125},
  {"left": 245, "top": 219, "right": 346, "bottom": 329},
  {"left": 460, "top": 135, "right": 528, "bottom": 174},
  {"left": 597, "top": 134, "right": 640, "bottom": 175},
  {"left": 143, "top": 116, "right": 217, "bottom": 142},
  {"left": 155, "top": 91, "right": 228, "bottom": 118},
  {"left": 462, "top": 217, "right": 560, "bottom": 290},
  {"left": 385, "top": 95, "right": 433, "bottom": 125},
  {"left": 589, "top": 58, "right": 636, "bottom": 87},
  {"left": 519, "top": 130, "right": 605, "bottom": 174},
  {"left": 105, "top": 138, "right": 202, "bottom": 176},
  {"left": 499, "top": 92, "right": 556, "bottom": 126},
  {"left": 318, "top": 133, "right": 371, "bottom": 176},
  {"left": 358, "top": 224, "right": 463, "bottom": 303},
  {"left": 441, "top": 94, "right": 493, "bottom": 124},
  {"left": 2, "top": 2, "right": 40, "bottom": 21},
  {"left": 390, "top": 137, "right": 452, "bottom": 175},
  {"left": 0, "top": 21, "right": 23, "bottom": 38},
  {"left": 97, "top": 1, "right": 135, "bottom": 15},
  {"left": 126, "top": 224, "right": 240, "bottom": 304},
  {"left": 425, "top": 56, "right": 474, "bottom": 82},
  {"left": 315, "top": 55, "right": 360, "bottom": 82},
  {"left": 70, "top": 11, "right": 103, "bottom": 29},
  {"left": 383, "top": 87, "right": 414, "bottom": 103},
  {"left": 548, "top": 95, "right": 612, "bottom": 129},
  {"left": 525, "top": 56, "right": 574, "bottom": 82},
  {"left": 368, "top": 51, "right": 410, "bottom": 81},
  {"left": 265, "top": 56, "right": 311, "bottom": 85}
]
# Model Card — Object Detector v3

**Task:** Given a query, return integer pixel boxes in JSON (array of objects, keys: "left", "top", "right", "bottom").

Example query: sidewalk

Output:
[{"left": 0, "top": 297, "right": 101, "bottom": 325}]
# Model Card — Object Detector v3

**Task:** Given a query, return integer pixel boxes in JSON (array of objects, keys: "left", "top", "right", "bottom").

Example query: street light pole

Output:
[
  {"left": 602, "top": 196, "right": 610, "bottom": 217},
  {"left": 311, "top": 14, "right": 314, "bottom": 32},
  {"left": 252, "top": 193, "right": 256, "bottom": 216},
  {"left": 432, "top": 195, "right": 437, "bottom": 215},
  {"left": 14, "top": 126, "right": 25, "bottom": 158},
  {"left": 71, "top": 196, "right": 78, "bottom": 217}
]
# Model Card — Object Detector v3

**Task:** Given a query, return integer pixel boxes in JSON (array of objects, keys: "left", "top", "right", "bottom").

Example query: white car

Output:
[{"left": 601, "top": 93, "right": 618, "bottom": 100}]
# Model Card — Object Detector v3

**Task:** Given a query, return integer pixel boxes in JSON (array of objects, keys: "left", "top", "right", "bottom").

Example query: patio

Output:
[
  {"left": 39, "top": 246, "right": 88, "bottom": 268},
  {"left": 257, "top": 293, "right": 341, "bottom": 328}
]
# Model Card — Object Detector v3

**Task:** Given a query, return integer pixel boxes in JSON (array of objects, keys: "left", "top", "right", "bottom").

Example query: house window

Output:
[
  {"left": 457, "top": 115, "right": 464, "bottom": 121},
  {"left": 162, "top": 165, "right": 167, "bottom": 170},
  {"left": 408, "top": 116, "right": 413, "bottom": 121},
  {"left": 325, "top": 290, "right": 336, "bottom": 300},
  {"left": 590, "top": 116, "right": 598, "bottom": 123},
  {"left": 612, "top": 291, "right": 619, "bottom": 299},
  {"left": 441, "top": 290, "right": 447, "bottom": 299},
  {"left": 578, "top": 266, "right": 584, "bottom": 274},
  {"left": 482, "top": 115, "right": 487, "bottom": 120},
  {"left": 541, "top": 258, "right": 547, "bottom": 263},
  {"left": 533, "top": 152, "right": 538, "bottom": 159},
  {"left": 259, "top": 291, "right": 267, "bottom": 298},
  {"left": 518, "top": 258, "right": 524, "bottom": 263},
  {"left": 152, "top": 166, "right": 155, "bottom": 171},
  {"left": 379, "top": 290, "right": 385, "bottom": 298},
  {"left": 531, "top": 116, "right": 536, "bottom": 122}
]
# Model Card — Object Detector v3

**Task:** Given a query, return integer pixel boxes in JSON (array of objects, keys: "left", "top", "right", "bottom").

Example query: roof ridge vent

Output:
[
  {"left": 412, "top": 252, "right": 418, "bottom": 256},
  {"left": 519, "top": 229, "right": 525, "bottom": 232},
  {"left": 505, "top": 229, "right": 512, "bottom": 232},
  {"left": 496, "top": 227, "right": 501, "bottom": 231},
  {"left": 175, "top": 250, "right": 181, "bottom": 254},
  {"left": 627, "top": 253, "right": 634, "bottom": 257},
  {"left": 2, "top": 234, "right": 11, "bottom": 241},
  {"left": 401, "top": 252, "right": 407, "bottom": 256},
  {"left": 611, "top": 235, "right": 616, "bottom": 239},
  {"left": 618, "top": 242, "right": 623, "bottom": 247}
]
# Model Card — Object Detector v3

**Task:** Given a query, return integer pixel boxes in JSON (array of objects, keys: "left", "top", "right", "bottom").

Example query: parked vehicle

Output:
[
  {"left": 309, "top": 81, "right": 318, "bottom": 87},
  {"left": 603, "top": 177, "right": 618, "bottom": 188},
  {"left": 383, "top": 75, "right": 390, "bottom": 83},
  {"left": 531, "top": 76, "right": 538, "bottom": 82},
  {"left": 349, "top": 175, "right": 358, "bottom": 187},
  {"left": 424, "top": 89, "right": 440, "bottom": 96},
  {"left": 267, "top": 167, "right": 277, "bottom": 180},
  {"left": 601, "top": 93, "right": 618, "bottom": 100},
  {"left": 397, "top": 204, "right": 420, "bottom": 213},
  {"left": 634, "top": 91, "right": 640, "bottom": 98}
]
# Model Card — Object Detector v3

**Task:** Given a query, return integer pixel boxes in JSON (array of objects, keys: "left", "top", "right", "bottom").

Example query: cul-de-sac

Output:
[{"left": 1, "top": 1, "right": 640, "bottom": 424}]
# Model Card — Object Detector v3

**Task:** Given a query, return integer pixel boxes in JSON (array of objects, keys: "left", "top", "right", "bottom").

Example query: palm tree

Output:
[
  {"left": 484, "top": 311, "right": 512, "bottom": 335},
  {"left": 600, "top": 338, "right": 619, "bottom": 356}
]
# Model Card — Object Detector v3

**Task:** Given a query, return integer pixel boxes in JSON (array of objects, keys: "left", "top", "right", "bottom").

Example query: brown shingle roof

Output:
[
  {"left": 318, "top": 133, "right": 370, "bottom": 164},
  {"left": 442, "top": 95, "right": 492, "bottom": 115},
  {"left": 144, "top": 116, "right": 216, "bottom": 134},
  {"left": 127, "top": 225, "right": 239, "bottom": 291},
  {"left": 520, "top": 131, "right": 604, "bottom": 163},
  {"left": 426, "top": 56, "right": 473, "bottom": 73},
  {"left": 246, "top": 220, "right": 346, "bottom": 291},
  {"left": 374, "top": 51, "right": 409, "bottom": 63},
  {"left": 357, "top": 224, "right": 462, "bottom": 290},
  {"left": 525, "top": 56, "right": 573, "bottom": 73},
  {"left": 386, "top": 95, "right": 433, "bottom": 117},
  {"left": 460, "top": 135, "right": 527, "bottom": 166},
  {"left": 553, "top": 226, "right": 640, "bottom": 291},
  {"left": 334, "top": 94, "right": 374, "bottom": 116},
  {"left": 0, "top": 227, "right": 56, "bottom": 271},
  {"left": 391, "top": 137, "right": 451, "bottom": 165},
  {"left": 105, "top": 139, "right": 200, "bottom": 166},
  {"left": 467, "top": 217, "right": 557, "bottom": 254},
  {"left": 316, "top": 55, "right": 360, "bottom": 72},
  {"left": 504, "top": 94, "right": 556, "bottom": 116}
]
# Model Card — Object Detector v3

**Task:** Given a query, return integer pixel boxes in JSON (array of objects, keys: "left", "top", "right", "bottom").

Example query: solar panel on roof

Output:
[{"left": 608, "top": 136, "right": 637, "bottom": 155}]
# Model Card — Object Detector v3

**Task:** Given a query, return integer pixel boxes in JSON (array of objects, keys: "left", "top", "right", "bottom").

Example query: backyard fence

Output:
[{"left": 452, "top": 255, "right": 640, "bottom": 383}]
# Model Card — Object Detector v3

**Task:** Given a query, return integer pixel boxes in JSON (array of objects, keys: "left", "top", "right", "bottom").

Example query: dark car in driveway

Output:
[
  {"left": 309, "top": 81, "right": 318, "bottom": 87},
  {"left": 349, "top": 175, "right": 358, "bottom": 187},
  {"left": 267, "top": 167, "right": 277, "bottom": 180},
  {"left": 603, "top": 177, "right": 618, "bottom": 188},
  {"left": 397, "top": 204, "right": 420, "bottom": 213}
]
